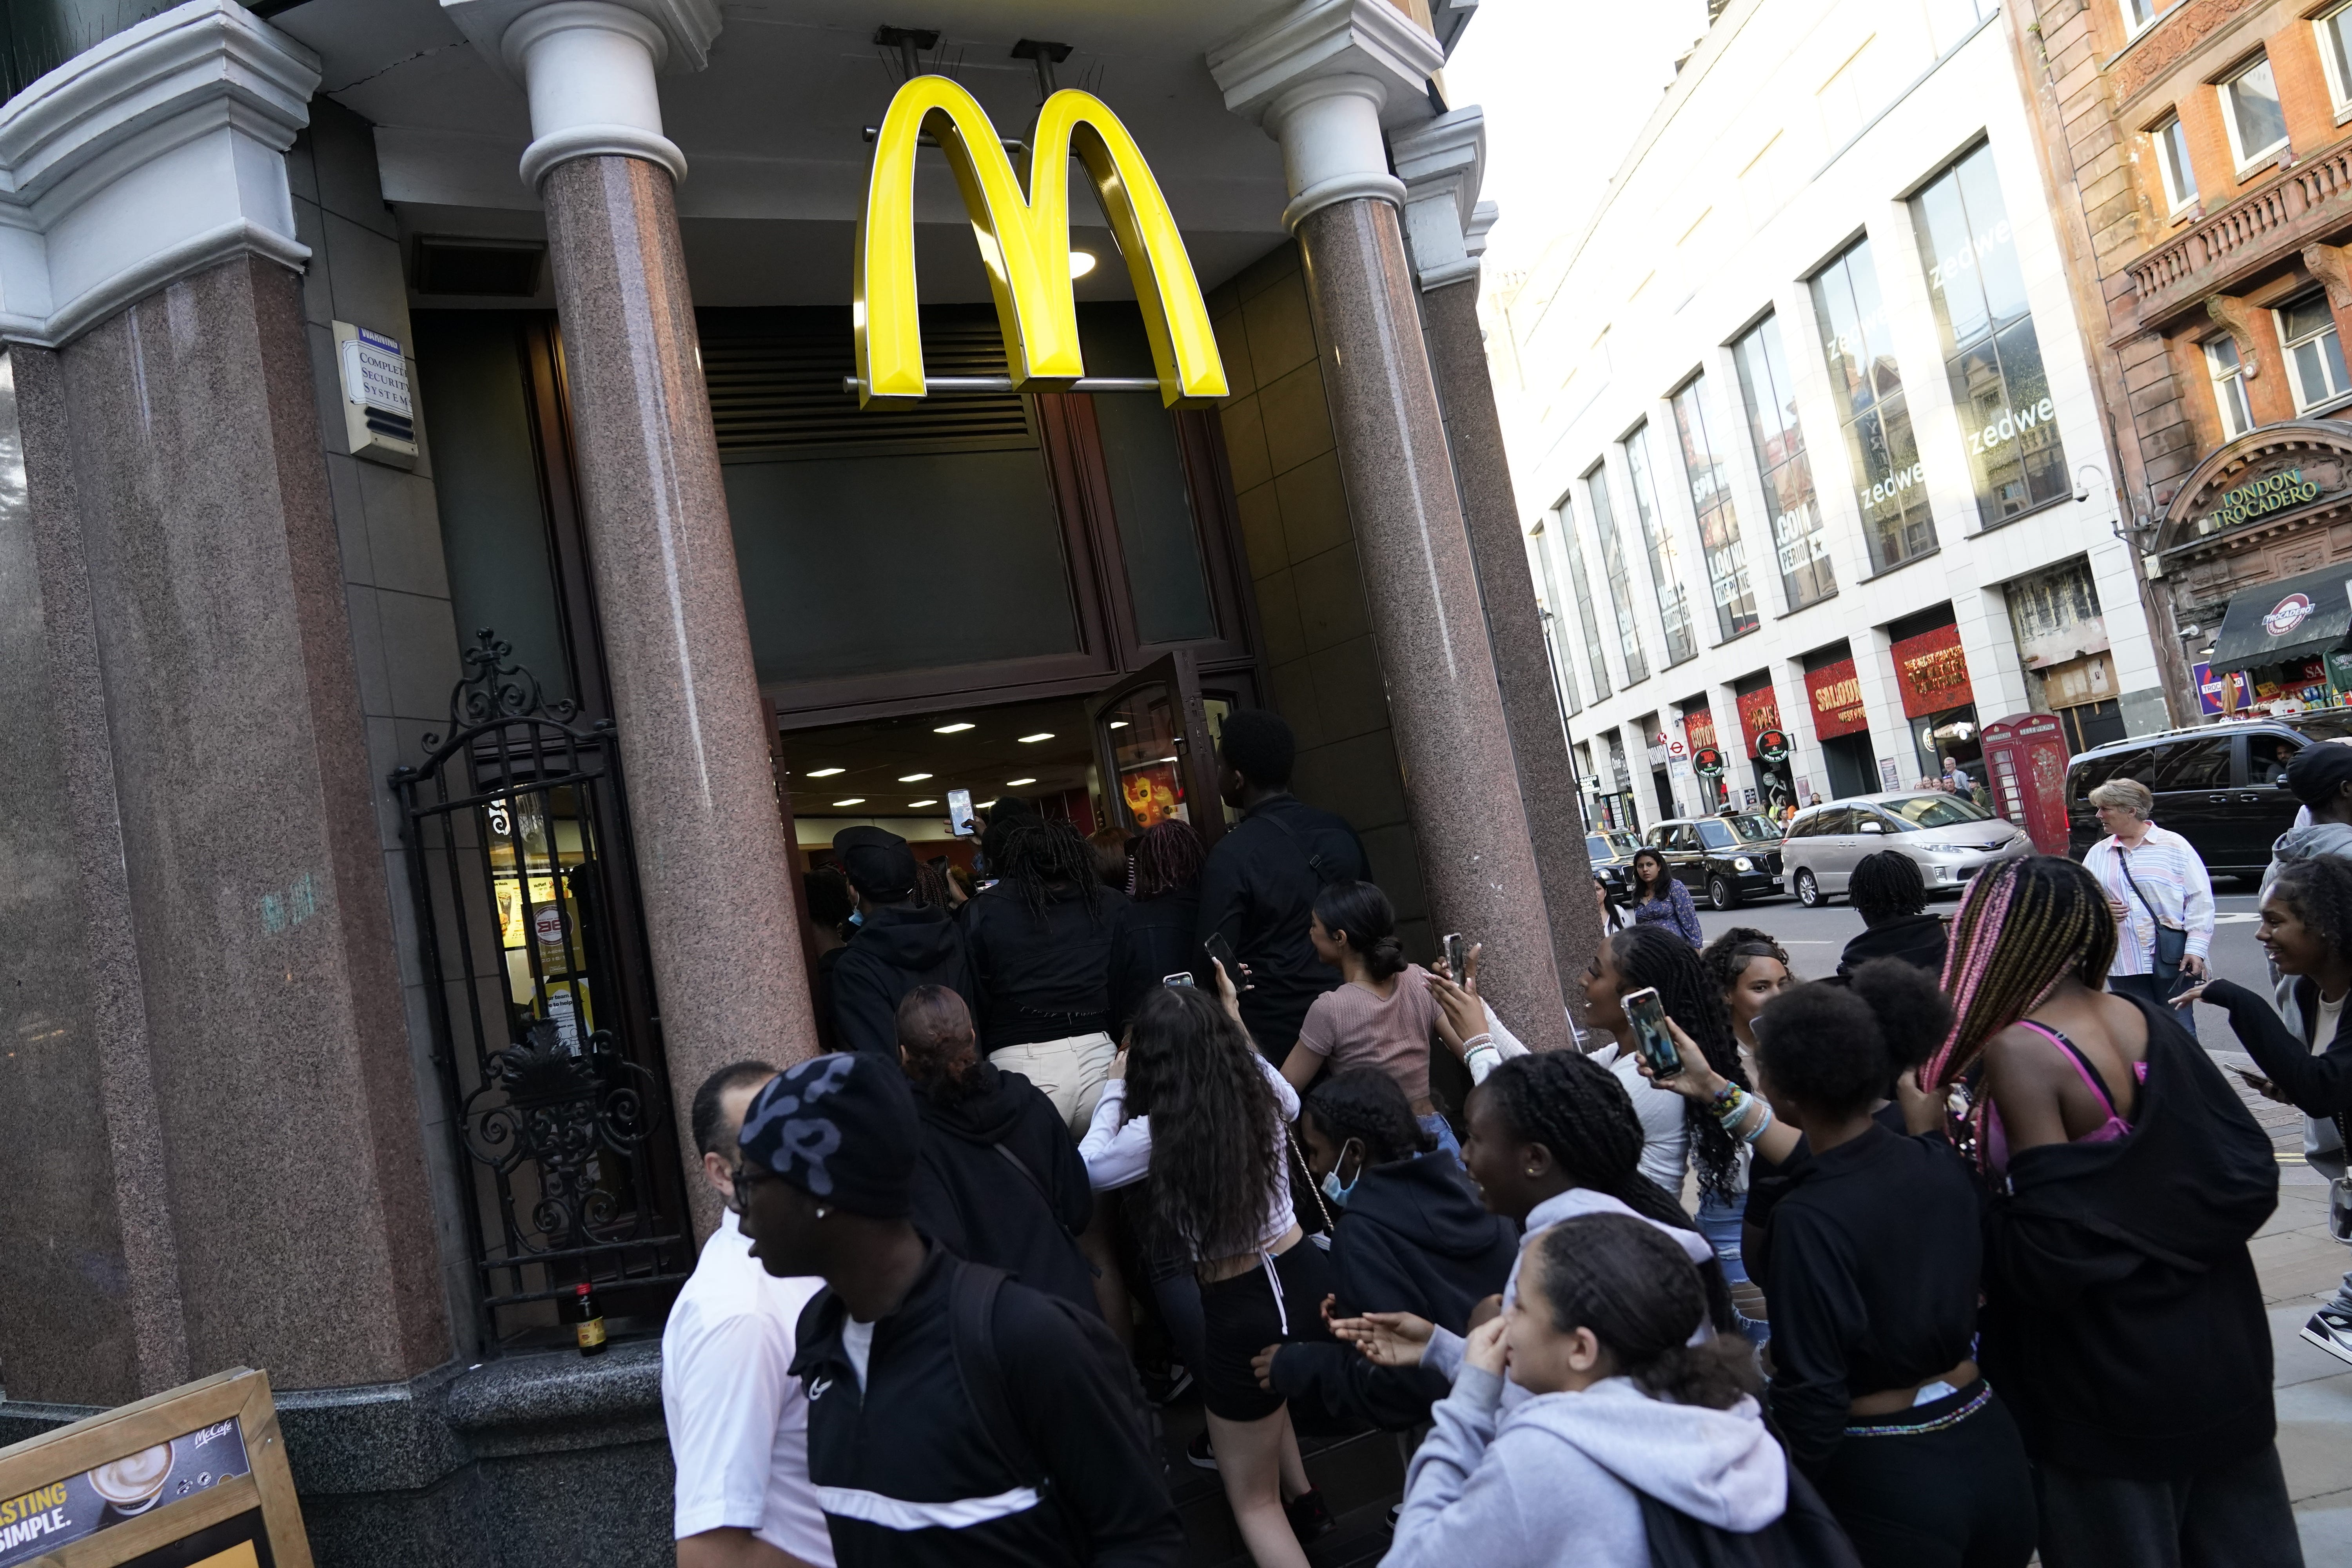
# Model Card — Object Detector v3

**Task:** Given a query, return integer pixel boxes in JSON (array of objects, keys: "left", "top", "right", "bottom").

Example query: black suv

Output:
[
  {"left": 2065, "top": 713, "right": 2352, "bottom": 879},
  {"left": 1588, "top": 828, "right": 1644, "bottom": 908},
  {"left": 1644, "top": 815, "right": 1785, "bottom": 909}
]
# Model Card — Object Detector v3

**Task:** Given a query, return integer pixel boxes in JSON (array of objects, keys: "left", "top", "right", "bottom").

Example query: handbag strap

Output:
[
  {"left": 1287, "top": 1122, "right": 1334, "bottom": 1234},
  {"left": 2112, "top": 843, "right": 2182, "bottom": 931}
]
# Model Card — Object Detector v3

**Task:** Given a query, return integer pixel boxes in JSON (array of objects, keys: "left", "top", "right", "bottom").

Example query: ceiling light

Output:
[
  {"left": 1005, "top": 777, "right": 1037, "bottom": 786},
  {"left": 934, "top": 722, "right": 975, "bottom": 733},
  {"left": 1018, "top": 732, "right": 1055, "bottom": 743},
  {"left": 806, "top": 766, "right": 844, "bottom": 778},
  {"left": 1069, "top": 250, "right": 1098, "bottom": 278},
  {"left": 907, "top": 798, "right": 938, "bottom": 808},
  {"left": 832, "top": 797, "right": 865, "bottom": 806},
  {"left": 898, "top": 772, "right": 933, "bottom": 782},
  {"left": 1108, "top": 720, "right": 1127, "bottom": 730}
]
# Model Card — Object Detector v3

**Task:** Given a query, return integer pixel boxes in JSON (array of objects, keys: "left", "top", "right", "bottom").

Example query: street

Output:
[{"left": 1691, "top": 886, "right": 2352, "bottom": 1558}]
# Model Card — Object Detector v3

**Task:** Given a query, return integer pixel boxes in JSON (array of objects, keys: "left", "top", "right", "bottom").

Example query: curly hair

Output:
[
  {"left": 1753, "top": 960, "right": 1951, "bottom": 1116},
  {"left": 1928, "top": 855, "right": 2116, "bottom": 1089},
  {"left": 894, "top": 985, "right": 987, "bottom": 1107},
  {"left": 1701, "top": 926, "right": 1788, "bottom": 995},
  {"left": 1126, "top": 985, "right": 1283, "bottom": 1260},
  {"left": 993, "top": 815, "right": 1104, "bottom": 925},
  {"left": 1530, "top": 1216, "right": 1760, "bottom": 1410},
  {"left": 1303, "top": 1069, "right": 1433, "bottom": 1166},
  {"left": 1850, "top": 851, "right": 1928, "bottom": 926},
  {"left": 2272, "top": 855, "right": 2352, "bottom": 955},
  {"left": 1132, "top": 819, "right": 1207, "bottom": 901},
  {"left": 1312, "top": 881, "right": 1408, "bottom": 980},
  {"left": 1607, "top": 926, "right": 1750, "bottom": 1200}
]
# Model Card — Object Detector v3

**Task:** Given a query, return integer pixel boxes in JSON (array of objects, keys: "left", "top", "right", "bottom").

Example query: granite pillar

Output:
[
  {"left": 1419, "top": 278, "right": 1606, "bottom": 1016},
  {"left": 1292, "top": 197, "right": 1572, "bottom": 1049},
  {"left": 538, "top": 153, "right": 821, "bottom": 1232}
]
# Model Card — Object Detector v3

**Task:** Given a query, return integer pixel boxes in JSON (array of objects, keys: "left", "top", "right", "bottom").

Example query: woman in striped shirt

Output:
[{"left": 2079, "top": 778, "right": 2213, "bottom": 1006}]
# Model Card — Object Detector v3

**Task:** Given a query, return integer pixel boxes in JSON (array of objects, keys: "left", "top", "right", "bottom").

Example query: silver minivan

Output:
[{"left": 1781, "top": 791, "right": 2032, "bottom": 907}]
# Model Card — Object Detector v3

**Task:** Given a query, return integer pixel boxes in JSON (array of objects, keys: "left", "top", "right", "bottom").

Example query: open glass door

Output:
[{"left": 1087, "top": 651, "right": 1235, "bottom": 849}]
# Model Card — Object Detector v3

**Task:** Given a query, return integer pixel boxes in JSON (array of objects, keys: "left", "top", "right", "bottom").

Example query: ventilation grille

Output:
[
  {"left": 412, "top": 238, "right": 545, "bottom": 298},
  {"left": 702, "top": 318, "right": 1034, "bottom": 458}
]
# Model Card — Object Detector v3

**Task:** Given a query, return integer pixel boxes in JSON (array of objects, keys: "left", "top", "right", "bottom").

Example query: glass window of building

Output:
[
  {"left": 1619, "top": 431, "right": 1699, "bottom": 664},
  {"left": 1669, "top": 374, "right": 1760, "bottom": 639},
  {"left": 2219, "top": 55, "right": 2290, "bottom": 173},
  {"left": 1809, "top": 238, "right": 1936, "bottom": 571},
  {"left": 1586, "top": 466, "right": 1652, "bottom": 684},
  {"left": 1912, "top": 142, "right": 2069, "bottom": 526},
  {"left": 1530, "top": 523, "right": 1583, "bottom": 715},
  {"left": 1558, "top": 502, "right": 1613, "bottom": 699},
  {"left": 1730, "top": 314, "right": 1835, "bottom": 610},
  {"left": 2277, "top": 294, "right": 2352, "bottom": 412},
  {"left": 2152, "top": 115, "right": 2197, "bottom": 214},
  {"left": 2206, "top": 336, "right": 2254, "bottom": 437},
  {"left": 2321, "top": 4, "right": 2352, "bottom": 113},
  {"left": 2121, "top": 0, "right": 2181, "bottom": 34}
]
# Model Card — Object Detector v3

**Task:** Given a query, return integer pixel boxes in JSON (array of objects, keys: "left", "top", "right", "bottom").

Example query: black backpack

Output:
[{"left": 1636, "top": 1463, "right": 1864, "bottom": 1568}]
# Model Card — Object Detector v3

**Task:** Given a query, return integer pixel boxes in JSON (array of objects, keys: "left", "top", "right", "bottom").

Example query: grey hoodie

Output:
[
  {"left": 2259, "top": 819, "right": 2352, "bottom": 902},
  {"left": 1385, "top": 1368, "right": 1786, "bottom": 1568}
]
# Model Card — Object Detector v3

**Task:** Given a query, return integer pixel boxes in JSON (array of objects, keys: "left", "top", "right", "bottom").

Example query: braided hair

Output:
[
  {"left": 1530, "top": 1216, "right": 1760, "bottom": 1410},
  {"left": 1849, "top": 850, "right": 1928, "bottom": 927},
  {"left": 1700, "top": 926, "right": 1788, "bottom": 994},
  {"left": 1132, "top": 819, "right": 1206, "bottom": 900},
  {"left": 1608, "top": 926, "right": 1750, "bottom": 1200},
  {"left": 1481, "top": 1051, "right": 1737, "bottom": 1334},
  {"left": 1304, "top": 1069, "right": 1434, "bottom": 1166},
  {"left": 993, "top": 816, "right": 1104, "bottom": 925},
  {"left": 1127, "top": 985, "right": 1283, "bottom": 1260},
  {"left": 2272, "top": 855, "right": 2352, "bottom": 954},
  {"left": 1928, "top": 854, "right": 2116, "bottom": 1089}
]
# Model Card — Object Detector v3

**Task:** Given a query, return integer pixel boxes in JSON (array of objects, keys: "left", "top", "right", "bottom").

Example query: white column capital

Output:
[
  {"left": 1208, "top": 0, "right": 1442, "bottom": 230},
  {"left": 0, "top": 0, "right": 318, "bottom": 347},
  {"left": 441, "top": 0, "right": 722, "bottom": 189},
  {"left": 1388, "top": 105, "right": 1484, "bottom": 291},
  {"left": 1466, "top": 200, "right": 1498, "bottom": 258}
]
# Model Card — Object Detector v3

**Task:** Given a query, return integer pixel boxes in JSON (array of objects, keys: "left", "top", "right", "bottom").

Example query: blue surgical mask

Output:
[
  {"left": 1319, "top": 1140, "right": 1364, "bottom": 1207},
  {"left": 847, "top": 909, "right": 864, "bottom": 928}
]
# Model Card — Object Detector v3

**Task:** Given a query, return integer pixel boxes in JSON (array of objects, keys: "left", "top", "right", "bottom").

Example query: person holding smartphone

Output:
[{"left": 2176, "top": 853, "right": 2352, "bottom": 1367}]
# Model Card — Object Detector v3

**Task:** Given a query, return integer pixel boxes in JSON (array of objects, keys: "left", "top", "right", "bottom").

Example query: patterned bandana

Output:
[{"left": 737, "top": 1051, "right": 918, "bottom": 1217}]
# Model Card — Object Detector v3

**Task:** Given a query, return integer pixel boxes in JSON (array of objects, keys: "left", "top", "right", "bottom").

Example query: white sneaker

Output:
[{"left": 2299, "top": 1307, "right": 2352, "bottom": 1367}]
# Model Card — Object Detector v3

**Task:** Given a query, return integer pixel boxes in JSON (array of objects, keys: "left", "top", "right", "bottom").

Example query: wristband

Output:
[
  {"left": 1711, "top": 1087, "right": 1750, "bottom": 1131},
  {"left": 1459, "top": 1032, "right": 1494, "bottom": 1053},
  {"left": 1739, "top": 1101, "right": 1775, "bottom": 1145},
  {"left": 1464, "top": 1042, "right": 1503, "bottom": 1084}
]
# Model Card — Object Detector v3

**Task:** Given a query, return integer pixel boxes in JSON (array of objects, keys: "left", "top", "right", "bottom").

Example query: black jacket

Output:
[
  {"left": 1835, "top": 913, "right": 1946, "bottom": 979},
  {"left": 1270, "top": 1152, "right": 1517, "bottom": 1429},
  {"left": 793, "top": 1245, "right": 1182, "bottom": 1568},
  {"left": 1979, "top": 997, "right": 2278, "bottom": 1480},
  {"left": 964, "top": 884, "right": 1129, "bottom": 1052},
  {"left": 1108, "top": 889, "right": 1200, "bottom": 1038},
  {"left": 832, "top": 905, "right": 977, "bottom": 1055},
  {"left": 1195, "top": 795, "right": 1367, "bottom": 1054},
  {"left": 909, "top": 1065, "right": 1098, "bottom": 1312},
  {"left": 2205, "top": 975, "right": 2352, "bottom": 1124}
]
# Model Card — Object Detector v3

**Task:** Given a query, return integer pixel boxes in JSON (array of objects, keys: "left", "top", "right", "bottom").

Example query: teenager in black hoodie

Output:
[
  {"left": 830, "top": 827, "right": 977, "bottom": 1055},
  {"left": 1837, "top": 851, "right": 1947, "bottom": 980},
  {"left": 896, "top": 986, "right": 1101, "bottom": 1316},
  {"left": 1256, "top": 1071, "right": 1517, "bottom": 1430}
]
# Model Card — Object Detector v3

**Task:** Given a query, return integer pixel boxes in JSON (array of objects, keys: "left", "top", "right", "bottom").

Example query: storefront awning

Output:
[{"left": 2208, "top": 564, "right": 2352, "bottom": 674}]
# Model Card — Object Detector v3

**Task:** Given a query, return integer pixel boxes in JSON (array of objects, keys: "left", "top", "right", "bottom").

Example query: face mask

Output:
[
  {"left": 1319, "top": 1140, "right": 1364, "bottom": 1208},
  {"left": 847, "top": 909, "right": 864, "bottom": 928}
]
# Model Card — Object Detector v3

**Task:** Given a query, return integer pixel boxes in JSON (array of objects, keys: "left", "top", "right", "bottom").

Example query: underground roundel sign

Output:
[
  {"left": 1693, "top": 746, "right": 1726, "bottom": 777},
  {"left": 2264, "top": 592, "right": 2316, "bottom": 638},
  {"left": 1754, "top": 728, "right": 1791, "bottom": 763}
]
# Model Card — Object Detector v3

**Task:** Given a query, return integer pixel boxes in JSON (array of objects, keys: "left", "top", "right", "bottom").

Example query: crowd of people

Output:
[{"left": 655, "top": 705, "right": 2335, "bottom": 1568}]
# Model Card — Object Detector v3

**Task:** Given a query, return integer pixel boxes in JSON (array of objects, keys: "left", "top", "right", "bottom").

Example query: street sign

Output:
[
  {"left": 1755, "top": 728, "right": 1791, "bottom": 763},
  {"left": 1693, "top": 746, "right": 1725, "bottom": 777}
]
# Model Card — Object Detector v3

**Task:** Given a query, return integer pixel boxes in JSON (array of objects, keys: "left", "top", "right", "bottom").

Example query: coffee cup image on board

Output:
[{"left": 87, "top": 1441, "right": 173, "bottom": 1517}]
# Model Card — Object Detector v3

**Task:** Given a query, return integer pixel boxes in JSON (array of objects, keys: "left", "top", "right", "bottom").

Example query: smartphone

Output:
[
  {"left": 1162, "top": 971, "right": 1196, "bottom": 989},
  {"left": 2232, "top": 1064, "right": 2275, "bottom": 1095},
  {"left": 1622, "top": 985, "right": 1682, "bottom": 1078},
  {"left": 946, "top": 788, "right": 976, "bottom": 837},
  {"left": 1203, "top": 931, "right": 1244, "bottom": 987},
  {"left": 1442, "top": 931, "right": 1468, "bottom": 979}
]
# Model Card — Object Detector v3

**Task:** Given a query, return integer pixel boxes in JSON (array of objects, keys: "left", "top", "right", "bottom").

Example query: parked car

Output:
[
  {"left": 1781, "top": 791, "right": 2031, "bottom": 908},
  {"left": 1644, "top": 816, "right": 1784, "bottom": 910},
  {"left": 1587, "top": 828, "right": 1644, "bottom": 908},
  {"left": 2063, "top": 713, "right": 2352, "bottom": 880}
]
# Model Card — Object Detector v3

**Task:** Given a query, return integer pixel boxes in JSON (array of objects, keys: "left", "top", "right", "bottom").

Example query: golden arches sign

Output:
[{"left": 855, "top": 76, "right": 1228, "bottom": 408}]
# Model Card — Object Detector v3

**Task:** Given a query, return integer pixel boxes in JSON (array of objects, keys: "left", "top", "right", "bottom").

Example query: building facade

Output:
[
  {"left": 2025, "top": 0, "right": 2352, "bottom": 719},
  {"left": 0, "top": 0, "right": 1599, "bottom": 1561},
  {"left": 1491, "top": 0, "right": 2170, "bottom": 836}
]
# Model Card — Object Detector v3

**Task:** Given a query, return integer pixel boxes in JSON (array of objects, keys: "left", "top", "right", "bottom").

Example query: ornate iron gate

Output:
[{"left": 392, "top": 632, "right": 692, "bottom": 1348}]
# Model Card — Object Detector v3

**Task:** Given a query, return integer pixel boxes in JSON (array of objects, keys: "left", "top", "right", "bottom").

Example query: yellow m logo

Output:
[{"left": 856, "top": 77, "right": 1228, "bottom": 409}]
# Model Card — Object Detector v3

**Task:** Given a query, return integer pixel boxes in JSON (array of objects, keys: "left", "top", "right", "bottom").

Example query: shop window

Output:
[
  {"left": 1558, "top": 502, "right": 1613, "bottom": 700},
  {"left": 1809, "top": 238, "right": 1936, "bottom": 573},
  {"left": 2152, "top": 115, "right": 2198, "bottom": 214},
  {"left": 1912, "top": 142, "right": 2071, "bottom": 527},
  {"left": 1619, "top": 428, "right": 1700, "bottom": 663},
  {"left": 1670, "top": 373, "right": 1761, "bottom": 639},
  {"left": 2218, "top": 55, "right": 2290, "bottom": 175},
  {"left": 1731, "top": 313, "right": 1835, "bottom": 611},
  {"left": 1586, "top": 466, "right": 1653, "bottom": 685},
  {"left": 2276, "top": 293, "right": 2351, "bottom": 412},
  {"left": 2321, "top": 3, "right": 2352, "bottom": 119},
  {"left": 2206, "top": 337, "right": 2255, "bottom": 437},
  {"left": 2120, "top": 0, "right": 2181, "bottom": 37}
]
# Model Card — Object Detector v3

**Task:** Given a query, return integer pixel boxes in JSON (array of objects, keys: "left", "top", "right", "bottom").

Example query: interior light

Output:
[
  {"left": 1018, "top": 732, "right": 1055, "bottom": 743},
  {"left": 1005, "top": 777, "right": 1038, "bottom": 786},
  {"left": 832, "top": 797, "right": 866, "bottom": 806},
  {"left": 806, "top": 766, "right": 845, "bottom": 777},
  {"left": 1108, "top": 720, "right": 1128, "bottom": 730},
  {"left": 907, "top": 798, "right": 938, "bottom": 808},
  {"left": 898, "top": 772, "right": 933, "bottom": 782},
  {"left": 934, "top": 722, "right": 975, "bottom": 733},
  {"left": 1069, "top": 250, "right": 1098, "bottom": 279}
]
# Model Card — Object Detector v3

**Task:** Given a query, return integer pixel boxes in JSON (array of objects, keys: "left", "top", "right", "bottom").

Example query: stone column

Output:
[
  {"left": 1393, "top": 107, "right": 1603, "bottom": 1016},
  {"left": 449, "top": 0, "right": 821, "bottom": 1230},
  {"left": 1212, "top": 4, "right": 1571, "bottom": 1051}
]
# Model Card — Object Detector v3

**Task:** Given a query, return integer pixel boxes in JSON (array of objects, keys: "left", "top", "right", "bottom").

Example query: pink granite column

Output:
[
  {"left": 539, "top": 154, "right": 820, "bottom": 1232},
  {"left": 1295, "top": 197, "right": 1572, "bottom": 1051},
  {"left": 1421, "top": 279, "right": 1606, "bottom": 1024}
]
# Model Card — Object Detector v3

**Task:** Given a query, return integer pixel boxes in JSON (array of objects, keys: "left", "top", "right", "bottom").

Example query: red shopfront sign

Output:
[
  {"left": 1683, "top": 707, "right": 1718, "bottom": 753},
  {"left": 1890, "top": 622, "right": 1973, "bottom": 719},
  {"left": 1736, "top": 686, "right": 1781, "bottom": 755},
  {"left": 1807, "top": 657, "right": 1869, "bottom": 740}
]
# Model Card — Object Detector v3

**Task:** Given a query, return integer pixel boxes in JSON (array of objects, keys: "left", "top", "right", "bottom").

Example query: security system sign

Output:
[{"left": 332, "top": 321, "right": 417, "bottom": 466}]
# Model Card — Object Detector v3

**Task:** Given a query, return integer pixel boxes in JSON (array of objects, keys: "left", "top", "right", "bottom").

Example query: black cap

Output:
[
  {"left": 2290, "top": 740, "right": 2352, "bottom": 805},
  {"left": 833, "top": 825, "right": 918, "bottom": 901}
]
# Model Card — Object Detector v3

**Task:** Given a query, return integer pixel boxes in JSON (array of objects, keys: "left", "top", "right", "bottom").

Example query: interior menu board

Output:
[{"left": 0, "top": 1417, "right": 252, "bottom": 1565}]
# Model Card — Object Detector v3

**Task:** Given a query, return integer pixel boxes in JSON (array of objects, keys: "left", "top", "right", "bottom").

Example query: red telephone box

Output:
[{"left": 1980, "top": 712, "right": 2072, "bottom": 855}]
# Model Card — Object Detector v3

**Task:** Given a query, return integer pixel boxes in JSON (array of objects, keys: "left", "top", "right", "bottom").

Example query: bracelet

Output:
[
  {"left": 1709, "top": 1080, "right": 1741, "bottom": 1110},
  {"left": 1459, "top": 1032, "right": 1494, "bottom": 1053},
  {"left": 1739, "top": 1100, "right": 1776, "bottom": 1145},
  {"left": 1711, "top": 1087, "right": 1752, "bottom": 1132}
]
